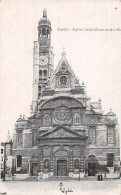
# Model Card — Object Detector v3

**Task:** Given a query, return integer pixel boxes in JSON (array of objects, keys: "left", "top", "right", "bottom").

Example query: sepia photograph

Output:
[{"left": 0, "top": 0, "right": 121, "bottom": 194}]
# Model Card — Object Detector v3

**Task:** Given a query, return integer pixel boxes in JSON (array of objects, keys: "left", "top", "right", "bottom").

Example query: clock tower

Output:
[{"left": 32, "top": 9, "right": 54, "bottom": 114}]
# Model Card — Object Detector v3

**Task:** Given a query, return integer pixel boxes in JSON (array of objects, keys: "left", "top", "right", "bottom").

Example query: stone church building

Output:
[{"left": 12, "top": 10, "right": 120, "bottom": 179}]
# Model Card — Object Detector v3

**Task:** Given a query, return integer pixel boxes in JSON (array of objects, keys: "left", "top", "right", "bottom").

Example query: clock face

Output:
[{"left": 39, "top": 56, "right": 48, "bottom": 65}]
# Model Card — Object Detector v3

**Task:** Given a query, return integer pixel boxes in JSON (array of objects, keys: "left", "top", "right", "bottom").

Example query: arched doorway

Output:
[{"left": 88, "top": 155, "right": 96, "bottom": 176}]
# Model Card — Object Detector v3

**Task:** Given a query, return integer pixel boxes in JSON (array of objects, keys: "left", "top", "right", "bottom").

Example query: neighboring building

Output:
[
  {"left": 0, "top": 132, "right": 13, "bottom": 180},
  {"left": 12, "top": 10, "right": 120, "bottom": 179},
  {"left": 5, "top": 131, "right": 13, "bottom": 179},
  {"left": 0, "top": 143, "right": 4, "bottom": 179}
]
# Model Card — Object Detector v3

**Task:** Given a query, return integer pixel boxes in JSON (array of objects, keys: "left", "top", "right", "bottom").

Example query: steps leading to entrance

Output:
[
  {"left": 50, "top": 176, "right": 78, "bottom": 181},
  {"left": 23, "top": 176, "right": 37, "bottom": 181}
]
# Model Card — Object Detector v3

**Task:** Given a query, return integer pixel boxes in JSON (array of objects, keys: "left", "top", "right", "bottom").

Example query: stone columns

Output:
[
  {"left": 80, "top": 145, "right": 85, "bottom": 178},
  {"left": 39, "top": 146, "right": 43, "bottom": 173},
  {"left": 69, "top": 146, "right": 73, "bottom": 177},
  {"left": 50, "top": 146, "right": 54, "bottom": 176}
]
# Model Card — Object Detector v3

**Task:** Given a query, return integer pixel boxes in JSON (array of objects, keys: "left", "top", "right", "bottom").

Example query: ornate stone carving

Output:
[
  {"left": 44, "top": 128, "right": 79, "bottom": 138},
  {"left": 54, "top": 106, "right": 71, "bottom": 123},
  {"left": 40, "top": 97, "right": 83, "bottom": 109},
  {"left": 43, "top": 146, "right": 51, "bottom": 156},
  {"left": 43, "top": 114, "right": 51, "bottom": 126},
  {"left": 73, "top": 112, "right": 81, "bottom": 124},
  {"left": 55, "top": 150, "right": 69, "bottom": 157},
  {"left": 88, "top": 116, "right": 96, "bottom": 124}
]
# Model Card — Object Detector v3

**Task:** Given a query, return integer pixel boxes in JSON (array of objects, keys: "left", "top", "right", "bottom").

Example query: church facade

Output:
[{"left": 12, "top": 10, "right": 120, "bottom": 179}]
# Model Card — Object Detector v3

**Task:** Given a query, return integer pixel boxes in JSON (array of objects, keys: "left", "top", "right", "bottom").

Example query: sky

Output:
[{"left": 0, "top": 0, "right": 121, "bottom": 145}]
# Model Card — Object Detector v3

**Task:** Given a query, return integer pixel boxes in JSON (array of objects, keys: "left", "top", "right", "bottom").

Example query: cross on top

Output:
[{"left": 61, "top": 47, "right": 66, "bottom": 57}]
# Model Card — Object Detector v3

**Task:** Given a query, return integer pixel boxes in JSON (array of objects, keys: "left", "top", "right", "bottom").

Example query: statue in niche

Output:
[
  {"left": 44, "top": 159, "right": 49, "bottom": 169},
  {"left": 73, "top": 113, "right": 81, "bottom": 124},
  {"left": 43, "top": 114, "right": 51, "bottom": 126}
]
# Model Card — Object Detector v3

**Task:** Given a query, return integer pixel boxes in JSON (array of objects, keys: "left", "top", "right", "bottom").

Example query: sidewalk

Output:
[{"left": 5, "top": 174, "right": 120, "bottom": 182}]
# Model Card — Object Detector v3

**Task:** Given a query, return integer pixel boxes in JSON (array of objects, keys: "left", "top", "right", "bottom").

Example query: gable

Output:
[
  {"left": 50, "top": 53, "right": 80, "bottom": 89},
  {"left": 39, "top": 127, "right": 82, "bottom": 139},
  {"left": 39, "top": 96, "right": 84, "bottom": 109}
]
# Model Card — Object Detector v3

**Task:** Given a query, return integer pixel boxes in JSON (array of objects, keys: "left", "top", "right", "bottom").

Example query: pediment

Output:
[
  {"left": 39, "top": 127, "right": 82, "bottom": 139},
  {"left": 50, "top": 54, "right": 80, "bottom": 89},
  {"left": 40, "top": 96, "right": 84, "bottom": 109}
]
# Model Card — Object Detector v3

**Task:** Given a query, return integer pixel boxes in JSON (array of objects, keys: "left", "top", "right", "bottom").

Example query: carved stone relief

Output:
[
  {"left": 45, "top": 128, "right": 78, "bottom": 138},
  {"left": 73, "top": 112, "right": 81, "bottom": 124},
  {"left": 54, "top": 106, "right": 71, "bottom": 123}
]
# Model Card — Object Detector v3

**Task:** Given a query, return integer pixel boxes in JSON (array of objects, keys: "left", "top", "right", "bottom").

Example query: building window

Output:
[
  {"left": 74, "top": 159, "right": 79, "bottom": 169},
  {"left": 1, "top": 164, "right": 3, "bottom": 169},
  {"left": 39, "top": 70, "right": 42, "bottom": 77},
  {"left": 47, "top": 29, "right": 50, "bottom": 38},
  {"left": 60, "top": 76, "right": 67, "bottom": 86},
  {"left": 18, "top": 131, "right": 22, "bottom": 144},
  {"left": 89, "top": 127, "right": 96, "bottom": 145},
  {"left": 1, "top": 156, "right": 3, "bottom": 161},
  {"left": 33, "top": 131, "right": 37, "bottom": 146},
  {"left": 107, "top": 153, "right": 114, "bottom": 167},
  {"left": 42, "top": 28, "right": 46, "bottom": 37},
  {"left": 43, "top": 70, "right": 47, "bottom": 77},
  {"left": 107, "top": 127, "right": 114, "bottom": 144},
  {"left": 17, "top": 155, "right": 22, "bottom": 167},
  {"left": 1, "top": 149, "right": 3, "bottom": 154}
]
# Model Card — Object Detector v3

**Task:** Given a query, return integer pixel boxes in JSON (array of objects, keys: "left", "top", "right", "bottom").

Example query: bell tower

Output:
[{"left": 32, "top": 9, "right": 54, "bottom": 114}]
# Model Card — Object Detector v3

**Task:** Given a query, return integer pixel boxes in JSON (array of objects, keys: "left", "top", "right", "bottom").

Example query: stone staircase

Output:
[{"left": 23, "top": 176, "right": 37, "bottom": 181}]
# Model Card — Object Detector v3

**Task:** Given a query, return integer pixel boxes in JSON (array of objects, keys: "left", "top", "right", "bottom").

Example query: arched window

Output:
[
  {"left": 44, "top": 159, "right": 49, "bottom": 169},
  {"left": 47, "top": 29, "right": 50, "bottom": 38},
  {"left": 17, "top": 155, "right": 22, "bottom": 167},
  {"left": 88, "top": 155, "right": 95, "bottom": 161},
  {"left": 43, "top": 70, "right": 47, "bottom": 77},
  {"left": 39, "top": 70, "right": 42, "bottom": 77},
  {"left": 42, "top": 28, "right": 46, "bottom": 37},
  {"left": 74, "top": 159, "right": 79, "bottom": 169}
]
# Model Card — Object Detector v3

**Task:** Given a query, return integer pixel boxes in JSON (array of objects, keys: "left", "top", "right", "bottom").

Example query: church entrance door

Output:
[
  {"left": 57, "top": 160, "right": 67, "bottom": 176},
  {"left": 88, "top": 162, "right": 95, "bottom": 176},
  {"left": 32, "top": 163, "right": 38, "bottom": 176}
]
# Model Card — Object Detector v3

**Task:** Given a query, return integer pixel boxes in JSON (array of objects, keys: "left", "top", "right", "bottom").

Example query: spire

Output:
[
  {"left": 61, "top": 48, "right": 66, "bottom": 58},
  {"left": 109, "top": 108, "right": 112, "bottom": 112},
  {"left": 6, "top": 130, "right": 12, "bottom": 143},
  {"left": 43, "top": 8, "right": 47, "bottom": 18}
]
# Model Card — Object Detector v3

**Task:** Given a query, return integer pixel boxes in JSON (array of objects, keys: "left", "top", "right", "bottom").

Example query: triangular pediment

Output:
[
  {"left": 39, "top": 126, "right": 83, "bottom": 139},
  {"left": 50, "top": 53, "right": 80, "bottom": 89}
]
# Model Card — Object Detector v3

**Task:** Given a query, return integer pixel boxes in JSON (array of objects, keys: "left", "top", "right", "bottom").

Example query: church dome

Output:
[{"left": 38, "top": 9, "right": 51, "bottom": 29}]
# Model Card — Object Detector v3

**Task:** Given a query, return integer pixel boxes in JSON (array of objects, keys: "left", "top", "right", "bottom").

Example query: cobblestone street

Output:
[{"left": 0, "top": 180, "right": 121, "bottom": 195}]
